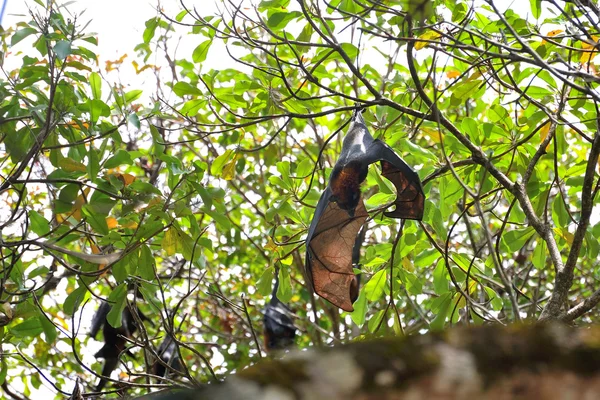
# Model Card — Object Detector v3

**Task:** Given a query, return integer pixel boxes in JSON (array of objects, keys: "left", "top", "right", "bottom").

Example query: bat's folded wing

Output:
[
  {"left": 366, "top": 140, "right": 425, "bottom": 220},
  {"left": 306, "top": 193, "right": 368, "bottom": 311}
]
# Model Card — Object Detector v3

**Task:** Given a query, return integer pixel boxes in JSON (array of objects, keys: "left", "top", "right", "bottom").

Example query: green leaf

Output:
[
  {"left": 529, "top": 0, "right": 541, "bottom": 18},
  {"left": 211, "top": 149, "right": 236, "bottom": 176},
  {"left": 363, "top": 269, "right": 387, "bottom": 302},
  {"left": 125, "top": 89, "right": 143, "bottom": 103},
  {"left": 367, "top": 310, "right": 385, "bottom": 333},
  {"left": 11, "top": 318, "right": 43, "bottom": 338},
  {"left": 485, "top": 287, "right": 503, "bottom": 311},
  {"left": 128, "top": 113, "right": 141, "bottom": 129},
  {"left": 143, "top": 18, "right": 158, "bottom": 44},
  {"left": 552, "top": 196, "right": 569, "bottom": 227},
  {"left": 365, "top": 192, "right": 396, "bottom": 209},
  {"left": 266, "top": 11, "right": 301, "bottom": 30},
  {"left": 129, "top": 181, "right": 162, "bottom": 195},
  {"left": 81, "top": 204, "right": 109, "bottom": 234},
  {"left": 106, "top": 284, "right": 128, "bottom": 328},
  {"left": 29, "top": 210, "right": 50, "bottom": 236},
  {"left": 532, "top": 240, "right": 546, "bottom": 269},
  {"left": 192, "top": 40, "right": 212, "bottom": 63},
  {"left": 257, "top": 268, "right": 275, "bottom": 297},
  {"left": 138, "top": 245, "right": 156, "bottom": 280},
  {"left": 104, "top": 149, "right": 133, "bottom": 168},
  {"left": 64, "top": 286, "right": 88, "bottom": 315},
  {"left": 433, "top": 259, "right": 449, "bottom": 295},
  {"left": 350, "top": 290, "right": 367, "bottom": 326},
  {"left": 173, "top": 82, "right": 203, "bottom": 97},
  {"left": 276, "top": 268, "right": 292, "bottom": 303},
  {"left": 0, "top": 358, "right": 7, "bottom": 385},
  {"left": 89, "top": 72, "right": 102, "bottom": 99},
  {"left": 58, "top": 157, "right": 87, "bottom": 173},
  {"left": 40, "top": 315, "right": 57, "bottom": 343},
  {"left": 54, "top": 40, "right": 72, "bottom": 60},
  {"left": 339, "top": 42, "right": 359, "bottom": 60},
  {"left": 461, "top": 117, "right": 479, "bottom": 141},
  {"left": 453, "top": 80, "right": 482, "bottom": 100},
  {"left": 112, "top": 256, "right": 129, "bottom": 282},
  {"left": 87, "top": 148, "right": 100, "bottom": 180},
  {"left": 429, "top": 292, "right": 452, "bottom": 331},
  {"left": 87, "top": 99, "right": 110, "bottom": 123},
  {"left": 501, "top": 227, "right": 534, "bottom": 252},
  {"left": 11, "top": 27, "right": 37, "bottom": 46}
]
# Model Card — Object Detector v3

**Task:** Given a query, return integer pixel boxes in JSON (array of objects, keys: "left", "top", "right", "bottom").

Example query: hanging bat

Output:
[
  {"left": 349, "top": 227, "right": 366, "bottom": 304},
  {"left": 91, "top": 302, "right": 146, "bottom": 392},
  {"left": 263, "top": 273, "right": 296, "bottom": 352},
  {"left": 305, "top": 109, "right": 424, "bottom": 311},
  {"left": 151, "top": 334, "right": 184, "bottom": 379}
]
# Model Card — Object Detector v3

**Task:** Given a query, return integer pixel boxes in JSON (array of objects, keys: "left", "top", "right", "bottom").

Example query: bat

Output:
[
  {"left": 305, "top": 109, "right": 424, "bottom": 311},
  {"left": 349, "top": 227, "right": 366, "bottom": 304},
  {"left": 263, "top": 274, "right": 296, "bottom": 352},
  {"left": 92, "top": 302, "right": 145, "bottom": 392},
  {"left": 152, "top": 335, "right": 184, "bottom": 379}
]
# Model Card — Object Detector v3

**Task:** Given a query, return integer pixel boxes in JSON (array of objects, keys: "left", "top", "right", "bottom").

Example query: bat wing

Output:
[
  {"left": 365, "top": 140, "right": 425, "bottom": 220},
  {"left": 90, "top": 302, "right": 110, "bottom": 339},
  {"left": 95, "top": 355, "right": 119, "bottom": 392},
  {"left": 306, "top": 188, "right": 368, "bottom": 311}
]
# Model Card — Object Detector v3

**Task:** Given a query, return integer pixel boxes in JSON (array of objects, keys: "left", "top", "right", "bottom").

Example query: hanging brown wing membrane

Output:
[
  {"left": 306, "top": 199, "right": 368, "bottom": 312},
  {"left": 380, "top": 160, "right": 425, "bottom": 220}
]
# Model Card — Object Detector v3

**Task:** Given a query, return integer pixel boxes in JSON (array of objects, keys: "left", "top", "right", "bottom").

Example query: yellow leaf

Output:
[
  {"left": 554, "top": 228, "right": 574, "bottom": 245},
  {"left": 264, "top": 237, "right": 278, "bottom": 252},
  {"left": 446, "top": 70, "right": 460, "bottom": 79},
  {"left": 89, "top": 241, "right": 106, "bottom": 270},
  {"left": 55, "top": 315, "right": 68, "bottom": 329},
  {"left": 402, "top": 257, "right": 414, "bottom": 271},
  {"left": 547, "top": 29, "right": 563, "bottom": 37},
  {"left": 120, "top": 219, "right": 138, "bottom": 229},
  {"left": 421, "top": 127, "right": 442, "bottom": 143},
  {"left": 415, "top": 30, "right": 441, "bottom": 50},
  {"left": 62, "top": 120, "right": 90, "bottom": 129},
  {"left": 58, "top": 157, "right": 86, "bottom": 172},
  {"left": 222, "top": 154, "right": 241, "bottom": 181},
  {"left": 580, "top": 50, "right": 597, "bottom": 64},
  {"left": 581, "top": 35, "right": 599, "bottom": 50},
  {"left": 65, "top": 188, "right": 90, "bottom": 221},
  {"left": 539, "top": 121, "right": 551, "bottom": 149},
  {"left": 106, "top": 216, "right": 118, "bottom": 229},
  {"left": 119, "top": 173, "right": 136, "bottom": 186},
  {"left": 541, "top": 29, "right": 563, "bottom": 44},
  {"left": 580, "top": 36, "right": 599, "bottom": 63},
  {"left": 456, "top": 294, "right": 466, "bottom": 309},
  {"left": 162, "top": 227, "right": 179, "bottom": 256},
  {"left": 468, "top": 279, "right": 478, "bottom": 295},
  {"left": 90, "top": 242, "right": 100, "bottom": 254}
]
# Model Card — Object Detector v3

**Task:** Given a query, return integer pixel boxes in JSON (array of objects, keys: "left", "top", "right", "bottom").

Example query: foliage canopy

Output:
[{"left": 0, "top": 0, "right": 599, "bottom": 397}]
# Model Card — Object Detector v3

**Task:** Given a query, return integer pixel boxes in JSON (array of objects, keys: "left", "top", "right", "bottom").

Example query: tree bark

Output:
[{"left": 138, "top": 324, "right": 600, "bottom": 400}]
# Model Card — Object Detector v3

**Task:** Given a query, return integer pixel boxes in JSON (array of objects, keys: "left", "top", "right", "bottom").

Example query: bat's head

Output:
[
  {"left": 263, "top": 304, "right": 296, "bottom": 351},
  {"left": 329, "top": 163, "right": 365, "bottom": 214}
]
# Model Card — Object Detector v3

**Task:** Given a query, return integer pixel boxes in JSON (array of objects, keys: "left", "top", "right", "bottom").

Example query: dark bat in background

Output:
[
  {"left": 91, "top": 302, "right": 146, "bottom": 392},
  {"left": 263, "top": 273, "right": 296, "bottom": 352},
  {"left": 151, "top": 334, "right": 184, "bottom": 379},
  {"left": 306, "top": 109, "right": 425, "bottom": 312},
  {"left": 349, "top": 227, "right": 366, "bottom": 304}
]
